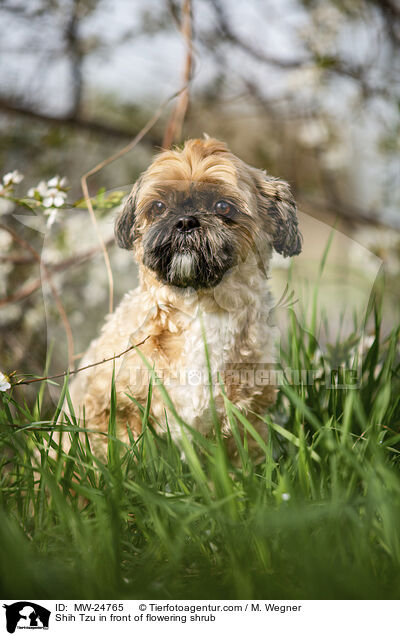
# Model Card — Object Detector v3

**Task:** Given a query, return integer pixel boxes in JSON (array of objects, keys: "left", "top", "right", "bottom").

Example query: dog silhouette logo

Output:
[{"left": 3, "top": 602, "right": 50, "bottom": 633}]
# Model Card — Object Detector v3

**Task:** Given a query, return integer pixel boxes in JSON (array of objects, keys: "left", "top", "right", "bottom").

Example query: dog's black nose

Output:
[{"left": 175, "top": 216, "right": 200, "bottom": 232}]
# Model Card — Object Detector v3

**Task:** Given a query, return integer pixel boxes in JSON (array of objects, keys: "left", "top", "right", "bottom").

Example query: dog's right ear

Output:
[
  {"left": 254, "top": 171, "right": 302, "bottom": 258},
  {"left": 115, "top": 177, "right": 142, "bottom": 249}
]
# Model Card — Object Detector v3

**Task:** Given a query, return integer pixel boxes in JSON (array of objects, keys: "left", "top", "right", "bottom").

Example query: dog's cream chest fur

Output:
[{"left": 68, "top": 260, "right": 275, "bottom": 448}]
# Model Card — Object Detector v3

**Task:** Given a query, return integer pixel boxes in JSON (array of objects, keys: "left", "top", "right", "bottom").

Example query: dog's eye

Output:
[
  {"left": 215, "top": 200, "right": 231, "bottom": 214},
  {"left": 152, "top": 201, "right": 166, "bottom": 213}
]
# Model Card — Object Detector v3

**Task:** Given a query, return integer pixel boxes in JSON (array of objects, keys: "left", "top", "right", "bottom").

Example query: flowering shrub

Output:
[
  {"left": 0, "top": 172, "right": 69, "bottom": 228},
  {"left": 0, "top": 171, "right": 24, "bottom": 194},
  {"left": 27, "top": 176, "right": 68, "bottom": 227},
  {"left": 0, "top": 170, "right": 129, "bottom": 392}
]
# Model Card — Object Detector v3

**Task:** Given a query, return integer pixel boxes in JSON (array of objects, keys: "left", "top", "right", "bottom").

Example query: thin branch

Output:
[
  {"left": 0, "top": 237, "right": 115, "bottom": 308},
  {"left": 13, "top": 336, "right": 150, "bottom": 386},
  {"left": 0, "top": 276, "right": 42, "bottom": 308},
  {"left": 0, "top": 97, "right": 158, "bottom": 143},
  {"left": 52, "top": 236, "right": 115, "bottom": 272},
  {"left": 207, "top": 0, "right": 392, "bottom": 100},
  {"left": 0, "top": 236, "right": 115, "bottom": 268},
  {"left": 208, "top": 0, "right": 308, "bottom": 69},
  {"left": 80, "top": 187, "right": 115, "bottom": 316},
  {"left": 81, "top": 89, "right": 185, "bottom": 314},
  {"left": 163, "top": 0, "right": 193, "bottom": 148},
  {"left": 0, "top": 252, "right": 38, "bottom": 265},
  {"left": 166, "top": 0, "right": 181, "bottom": 29}
]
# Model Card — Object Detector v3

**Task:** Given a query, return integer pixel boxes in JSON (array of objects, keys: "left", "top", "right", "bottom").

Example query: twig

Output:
[
  {"left": 0, "top": 276, "right": 42, "bottom": 307},
  {"left": 0, "top": 96, "right": 158, "bottom": 143},
  {"left": 80, "top": 88, "right": 187, "bottom": 314},
  {"left": 0, "top": 252, "right": 37, "bottom": 265},
  {"left": 0, "top": 237, "right": 115, "bottom": 308},
  {"left": 0, "top": 223, "right": 75, "bottom": 368},
  {"left": 80, "top": 183, "right": 115, "bottom": 316},
  {"left": 13, "top": 336, "right": 150, "bottom": 386},
  {"left": 163, "top": 0, "right": 193, "bottom": 148},
  {"left": 52, "top": 236, "right": 115, "bottom": 271},
  {"left": 208, "top": 0, "right": 308, "bottom": 69},
  {"left": 0, "top": 236, "right": 115, "bottom": 269}
]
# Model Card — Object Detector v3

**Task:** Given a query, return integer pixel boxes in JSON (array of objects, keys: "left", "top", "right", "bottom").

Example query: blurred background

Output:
[{"left": 0, "top": 0, "right": 399, "bottom": 398}]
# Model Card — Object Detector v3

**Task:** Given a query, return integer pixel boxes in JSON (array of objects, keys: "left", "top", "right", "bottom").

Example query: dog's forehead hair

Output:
[{"left": 144, "top": 140, "right": 239, "bottom": 187}]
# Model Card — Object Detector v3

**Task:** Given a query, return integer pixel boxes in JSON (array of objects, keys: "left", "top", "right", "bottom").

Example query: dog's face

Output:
[
  {"left": 115, "top": 138, "right": 302, "bottom": 289},
  {"left": 138, "top": 181, "right": 257, "bottom": 289}
]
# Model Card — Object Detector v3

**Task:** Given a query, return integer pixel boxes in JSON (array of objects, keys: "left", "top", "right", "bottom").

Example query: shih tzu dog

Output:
[{"left": 66, "top": 137, "right": 302, "bottom": 458}]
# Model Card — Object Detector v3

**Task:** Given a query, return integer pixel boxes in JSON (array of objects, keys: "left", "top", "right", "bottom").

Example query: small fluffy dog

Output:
[{"left": 67, "top": 137, "right": 302, "bottom": 457}]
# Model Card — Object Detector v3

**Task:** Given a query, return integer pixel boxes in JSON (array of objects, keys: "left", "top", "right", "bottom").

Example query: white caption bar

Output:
[{"left": 1, "top": 600, "right": 399, "bottom": 636}]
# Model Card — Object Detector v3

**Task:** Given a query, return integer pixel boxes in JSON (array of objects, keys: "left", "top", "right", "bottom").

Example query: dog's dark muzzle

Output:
[
  {"left": 175, "top": 215, "right": 200, "bottom": 233},
  {"left": 142, "top": 213, "right": 238, "bottom": 289}
]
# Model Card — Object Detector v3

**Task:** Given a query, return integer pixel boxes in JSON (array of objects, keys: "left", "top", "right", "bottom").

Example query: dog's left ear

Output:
[
  {"left": 255, "top": 172, "right": 302, "bottom": 257},
  {"left": 115, "top": 177, "right": 142, "bottom": 250}
]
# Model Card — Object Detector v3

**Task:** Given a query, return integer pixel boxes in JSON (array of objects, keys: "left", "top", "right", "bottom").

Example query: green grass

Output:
[{"left": 1, "top": 284, "right": 400, "bottom": 600}]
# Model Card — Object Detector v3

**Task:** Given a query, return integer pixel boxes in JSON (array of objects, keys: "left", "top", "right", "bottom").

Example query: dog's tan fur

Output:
[{"left": 67, "top": 138, "right": 302, "bottom": 458}]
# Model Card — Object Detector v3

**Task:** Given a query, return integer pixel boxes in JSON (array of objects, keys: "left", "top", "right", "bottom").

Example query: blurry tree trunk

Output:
[
  {"left": 65, "top": 0, "right": 84, "bottom": 117},
  {"left": 162, "top": 0, "right": 193, "bottom": 148}
]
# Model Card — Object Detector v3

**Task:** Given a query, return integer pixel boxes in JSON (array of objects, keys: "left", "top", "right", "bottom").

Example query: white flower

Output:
[
  {"left": 0, "top": 372, "right": 11, "bottom": 392},
  {"left": 26, "top": 175, "right": 68, "bottom": 226},
  {"left": 281, "top": 492, "right": 291, "bottom": 501},
  {"left": 27, "top": 180, "right": 48, "bottom": 198},
  {"left": 47, "top": 175, "right": 68, "bottom": 188},
  {"left": 44, "top": 207, "right": 59, "bottom": 228},
  {"left": 28, "top": 177, "right": 68, "bottom": 203},
  {"left": 42, "top": 188, "right": 67, "bottom": 208},
  {"left": 2, "top": 170, "right": 24, "bottom": 186}
]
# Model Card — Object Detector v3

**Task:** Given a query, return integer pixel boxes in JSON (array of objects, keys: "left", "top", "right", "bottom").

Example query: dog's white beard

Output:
[{"left": 170, "top": 252, "right": 196, "bottom": 281}]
